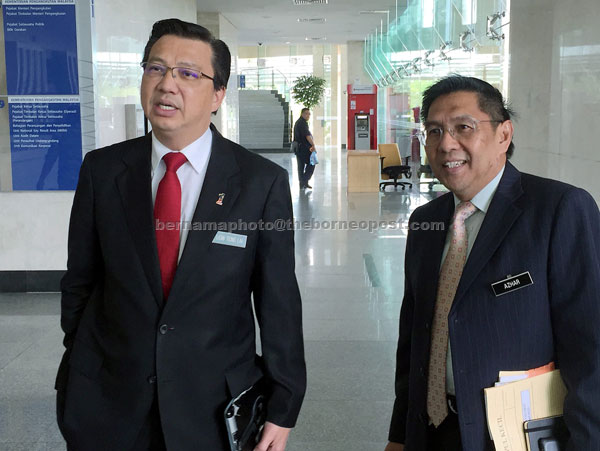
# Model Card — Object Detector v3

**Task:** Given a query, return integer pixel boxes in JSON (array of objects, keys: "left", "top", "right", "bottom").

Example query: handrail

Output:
[
  {"left": 239, "top": 66, "right": 289, "bottom": 84},
  {"left": 238, "top": 67, "right": 293, "bottom": 104}
]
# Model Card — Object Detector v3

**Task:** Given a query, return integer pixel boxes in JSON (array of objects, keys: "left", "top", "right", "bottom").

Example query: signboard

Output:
[
  {"left": 2, "top": 0, "right": 82, "bottom": 190},
  {"left": 8, "top": 96, "right": 81, "bottom": 189},
  {"left": 351, "top": 84, "right": 376, "bottom": 94}
]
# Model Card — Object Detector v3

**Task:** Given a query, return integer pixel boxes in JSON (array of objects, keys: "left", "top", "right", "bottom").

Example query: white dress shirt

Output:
[
  {"left": 151, "top": 128, "right": 213, "bottom": 262},
  {"left": 444, "top": 165, "right": 506, "bottom": 395}
]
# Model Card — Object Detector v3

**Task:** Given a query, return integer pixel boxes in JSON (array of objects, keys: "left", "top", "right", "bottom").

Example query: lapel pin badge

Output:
[{"left": 216, "top": 193, "right": 225, "bottom": 206}]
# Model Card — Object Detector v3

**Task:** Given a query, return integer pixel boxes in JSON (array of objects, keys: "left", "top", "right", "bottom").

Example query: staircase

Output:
[{"left": 239, "top": 90, "right": 290, "bottom": 152}]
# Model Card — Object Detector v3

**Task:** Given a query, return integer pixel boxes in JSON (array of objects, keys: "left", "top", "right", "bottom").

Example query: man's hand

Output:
[
  {"left": 384, "top": 442, "right": 404, "bottom": 451},
  {"left": 254, "top": 422, "right": 291, "bottom": 451},
  {"left": 309, "top": 146, "right": 316, "bottom": 152}
]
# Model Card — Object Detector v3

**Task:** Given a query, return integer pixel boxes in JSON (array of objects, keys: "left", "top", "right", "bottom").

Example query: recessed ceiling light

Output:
[
  {"left": 305, "top": 36, "right": 327, "bottom": 41},
  {"left": 359, "top": 10, "right": 389, "bottom": 14}
]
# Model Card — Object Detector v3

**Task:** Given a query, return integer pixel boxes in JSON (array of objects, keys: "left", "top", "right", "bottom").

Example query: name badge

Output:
[
  {"left": 212, "top": 231, "right": 247, "bottom": 249},
  {"left": 491, "top": 271, "right": 534, "bottom": 297}
]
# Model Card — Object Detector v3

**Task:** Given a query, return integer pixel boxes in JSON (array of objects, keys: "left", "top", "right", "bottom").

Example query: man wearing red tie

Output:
[{"left": 56, "top": 19, "right": 306, "bottom": 451}]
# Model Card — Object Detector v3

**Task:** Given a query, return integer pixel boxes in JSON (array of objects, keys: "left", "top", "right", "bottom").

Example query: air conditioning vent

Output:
[
  {"left": 297, "top": 18, "right": 327, "bottom": 23},
  {"left": 293, "top": 0, "right": 328, "bottom": 5}
]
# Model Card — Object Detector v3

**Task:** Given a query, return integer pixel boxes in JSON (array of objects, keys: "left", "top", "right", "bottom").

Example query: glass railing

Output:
[
  {"left": 364, "top": 0, "right": 509, "bottom": 86},
  {"left": 239, "top": 67, "right": 291, "bottom": 103}
]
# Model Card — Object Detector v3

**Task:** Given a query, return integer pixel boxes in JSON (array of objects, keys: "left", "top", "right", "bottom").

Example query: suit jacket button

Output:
[
  {"left": 159, "top": 324, "right": 169, "bottom": 335},
  {"left": 419, "top": 366, "right": 425, "bottom": 376},
  {"left": 147, "top": 376, "right": 157, "bottom": 384}
]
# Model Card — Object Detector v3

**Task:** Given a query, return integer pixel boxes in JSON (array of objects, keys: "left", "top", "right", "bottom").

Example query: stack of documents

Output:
[{"left": 484, "top": 365, "right": 567, "bottom": 451}]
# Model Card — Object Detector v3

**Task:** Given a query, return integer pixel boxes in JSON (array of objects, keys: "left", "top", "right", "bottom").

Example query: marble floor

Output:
[{"left": 0, "top": 145, "right": 443, "bottom": 450}]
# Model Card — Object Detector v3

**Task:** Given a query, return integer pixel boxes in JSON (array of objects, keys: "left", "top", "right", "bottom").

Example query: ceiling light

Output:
[
  {"left": 359, "top": 10, "right": 390, "bottom": 14},
  {"left": 305, "top": 36, "right": 327, "bottom": 41},
  {"left": 293, "top": 0, "right": 328, "bottom": 5},
  {"left": 297, "top": 18, "right": 326, "bottom": 23}
]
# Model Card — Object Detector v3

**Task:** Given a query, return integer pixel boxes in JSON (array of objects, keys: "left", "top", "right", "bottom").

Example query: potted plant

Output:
[{"left": 291, "top": 75, "right": 326, "bottom": 109}]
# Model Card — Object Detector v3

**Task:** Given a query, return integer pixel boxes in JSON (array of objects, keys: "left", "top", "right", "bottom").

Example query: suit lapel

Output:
[
  {"left": 452, "top": 162, "right": 524, "bottom": 308},
  {"left": 168, "top": 125, "right": 241, "bottom": 301},
  {"left": 115, "top": 133, "right": 163, "bottom": 307}
]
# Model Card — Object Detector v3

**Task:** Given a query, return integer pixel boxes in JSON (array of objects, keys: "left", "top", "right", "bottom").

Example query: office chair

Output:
[
  {"left": 378, "top": 143, "right": 413, "bottom": 191},
  {"left": 417, "top": 159, "right": 439, "bottom": 190}
]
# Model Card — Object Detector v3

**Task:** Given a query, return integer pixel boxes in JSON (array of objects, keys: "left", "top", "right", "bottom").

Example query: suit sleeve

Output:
[
  {"left": 548, "top": 188, "right": 600, "bottom": 450},
  {"left": 251, "top": 168, "right": 306, "bottom": 428},
  {"left": 388, "top": 222, "right": 416, "bottom": 444},
  {"left": 55, "top": 153, "right": 102, "bottom": 391}
]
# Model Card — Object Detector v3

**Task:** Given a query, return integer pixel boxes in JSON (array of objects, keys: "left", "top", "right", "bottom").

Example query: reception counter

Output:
[{"left": 347, "top": 149, "right": 380, "bottom": 192}]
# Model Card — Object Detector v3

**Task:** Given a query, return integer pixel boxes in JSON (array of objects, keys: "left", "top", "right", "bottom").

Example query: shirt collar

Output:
[
  {"left": 453, "top": 164, "right": 506, "bottom": 213},
  {"left": 151, "top": 128, "right": 213, "bottom": 175}
]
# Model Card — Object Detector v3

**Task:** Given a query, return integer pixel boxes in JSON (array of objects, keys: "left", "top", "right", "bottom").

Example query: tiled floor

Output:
[{"left": 0, "top": 145, "right": 443, "bottom": 450}]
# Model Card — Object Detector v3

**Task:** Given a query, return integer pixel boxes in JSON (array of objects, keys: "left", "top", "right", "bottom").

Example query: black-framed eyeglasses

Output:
[
  {"left": 140, "top": 62, "right": 214, "bottom": 83},
  {"left": 418, "top": 118, "right": 504, "bottom": 147}
]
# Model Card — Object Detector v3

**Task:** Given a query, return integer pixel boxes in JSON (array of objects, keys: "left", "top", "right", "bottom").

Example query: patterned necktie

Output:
[
  {"left": 427, "top": 200, "right": 478, "bottom": 426},
  {"left": 154, "top": 152, "right": 188, "bottom": 300}
]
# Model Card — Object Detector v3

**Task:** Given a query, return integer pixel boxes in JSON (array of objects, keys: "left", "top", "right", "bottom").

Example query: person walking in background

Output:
[{"left": 293, "top": 108, "right": 317, "bottom": 189}]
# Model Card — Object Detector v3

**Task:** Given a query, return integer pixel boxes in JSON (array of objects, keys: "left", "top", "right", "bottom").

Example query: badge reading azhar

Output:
[
  {"left": 216, "top": 193, "right": 225, "bottom": 206},
  {"left": 491, "top": 271, "right": 534, "bottom": 297}
]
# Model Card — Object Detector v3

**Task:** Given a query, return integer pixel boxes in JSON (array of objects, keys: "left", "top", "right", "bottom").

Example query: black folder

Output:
[
  {"left": 224, "top": 380, "right": 267, "bottom": 451},
  {"left": 523, "top": 415, "right": 569, "bottom": 451}
]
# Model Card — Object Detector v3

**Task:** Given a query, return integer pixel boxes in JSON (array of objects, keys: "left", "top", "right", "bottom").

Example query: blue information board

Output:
[
  {"left": 2, "top": 0, "right": 82, "bottom": 190},
  {"left": 8, "top": 99, "right": 82, "bottom": 190},
  {"left": 3, "top": 3, "right": 79, "bottom": 96}
]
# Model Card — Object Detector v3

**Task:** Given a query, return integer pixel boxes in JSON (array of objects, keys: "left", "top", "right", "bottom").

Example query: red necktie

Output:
[{"left": 154, "top": 152, "right": 188, "bottom": 300}]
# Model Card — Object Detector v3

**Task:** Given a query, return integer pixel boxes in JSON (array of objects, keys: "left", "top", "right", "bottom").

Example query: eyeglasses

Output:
[
  {"left": 418, "top": 118, "right": 503, "bottom": 147},
  {"left": 140, "top": 62, "right": 214, "bottom": 83}
]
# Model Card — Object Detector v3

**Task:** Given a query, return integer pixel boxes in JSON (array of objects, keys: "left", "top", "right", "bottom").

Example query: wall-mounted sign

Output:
[
  {"left": 351, "top": 84, "right": 376, "bottom": 95},
  {"left": 3, "top": 0, "right": 82, "bottom": 190}
]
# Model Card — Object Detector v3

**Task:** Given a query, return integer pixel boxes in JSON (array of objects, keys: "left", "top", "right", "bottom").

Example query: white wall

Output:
[
  {"left": 509, "top": 0, "right": 600, "bottom": 202},
  {"left": 0, "top": 193, "right": 72, "bottom": 270},
  {"left": 0, "top": 0, "right": 196, "bottom": 271},
  {"left": 346, "top": 40, "right": 373, "bottom": 86},
  {"left": 197, "top": 12, "right": 240, "bottom": 143}
]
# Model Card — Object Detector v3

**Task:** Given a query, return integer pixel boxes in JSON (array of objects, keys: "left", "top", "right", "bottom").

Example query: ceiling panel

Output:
[{"left": 196, "top": 0, "right": 406, "bottom": 45}]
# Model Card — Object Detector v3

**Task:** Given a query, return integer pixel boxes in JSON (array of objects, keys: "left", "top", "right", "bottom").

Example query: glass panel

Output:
[{"left": 363, "top": 0, "right": 510, "bottom": 178}]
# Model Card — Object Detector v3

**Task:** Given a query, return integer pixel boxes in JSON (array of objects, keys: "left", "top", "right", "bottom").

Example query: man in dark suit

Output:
[
  {"left": 385, "top": 76, "right": 600, "bottom": 451},
  {"left": 293, "top": 108, "right": 316, "bottom": 189},
  {"left": 56, "top": 19, "right": 306, "bottom": 451}
]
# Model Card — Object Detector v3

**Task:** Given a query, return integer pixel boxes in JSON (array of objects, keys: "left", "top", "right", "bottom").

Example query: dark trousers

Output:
[
  {"left": 296, "top": 153, "right": 315, "bottom": 187},
  {"left": 426, "top": 409, "right": 462, "bottom": 451}
]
